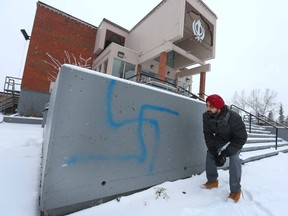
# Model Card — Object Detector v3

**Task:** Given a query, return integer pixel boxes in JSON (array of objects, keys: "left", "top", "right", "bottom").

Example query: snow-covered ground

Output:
[{"left": 1, "top": 113, "right": 288, "bottom": 216}]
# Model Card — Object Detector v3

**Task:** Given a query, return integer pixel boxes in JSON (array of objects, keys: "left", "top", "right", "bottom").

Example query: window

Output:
[
  {"left": 112, "top": 58, "right": 135, "bottom": 79},
  {"left": 124, "top": 62, "right": 135, "bottom": 79}
]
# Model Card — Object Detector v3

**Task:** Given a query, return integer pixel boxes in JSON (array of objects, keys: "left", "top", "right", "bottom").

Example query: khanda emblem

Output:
[{"left": 192, "top": 20, "right": 205, "bottom": 42}]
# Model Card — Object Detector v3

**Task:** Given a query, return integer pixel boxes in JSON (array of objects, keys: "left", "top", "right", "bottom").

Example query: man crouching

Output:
[{"left": 202, "top": 94, "right": 247, "bottom": 203}]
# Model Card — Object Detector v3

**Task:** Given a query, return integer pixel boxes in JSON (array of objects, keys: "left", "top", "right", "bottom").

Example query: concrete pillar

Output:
[
  {"left": 136, "top": 64, "right": 141, "bottom": 82},
  {"left": 199, "top": 72, "right": 206, "bottom": 100},
  {"left": 158, "top": 52, "right": 167, "bottom": 81}
]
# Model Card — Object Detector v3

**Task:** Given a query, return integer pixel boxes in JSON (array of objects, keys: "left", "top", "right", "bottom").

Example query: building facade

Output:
[{"left": 19, "top": 0, "right": 217, "bottom": 116}]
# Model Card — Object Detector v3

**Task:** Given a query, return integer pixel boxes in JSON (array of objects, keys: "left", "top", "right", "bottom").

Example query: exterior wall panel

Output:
[
  {"left": 126, "top": 0, "right": 185, "bottom": 55},
  {"left": 94, "top": 20, "right": 129, "bottom": 55}
]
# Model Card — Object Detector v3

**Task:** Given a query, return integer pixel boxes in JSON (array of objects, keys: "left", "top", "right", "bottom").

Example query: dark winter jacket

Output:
[{"left": 202, "top": 105, "right": 247, "bottom": 156}]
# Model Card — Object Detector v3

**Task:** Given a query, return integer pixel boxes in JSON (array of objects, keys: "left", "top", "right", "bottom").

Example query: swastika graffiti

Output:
[{"left": 65, "top": 80, "right": 179, "bottom": 173}]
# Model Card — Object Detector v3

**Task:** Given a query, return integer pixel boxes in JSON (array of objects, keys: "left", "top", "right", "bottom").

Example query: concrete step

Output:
[
  {"left": 244, "top": 123, "right": 266, "bottom": 130},
  {"left": 246, "top": 137, "right": 282, "bottom": 143},
  {"left": 3, "top": 114, "right": 43, "bottom": 124},
  {"left": 240, "top": 146, "right": 288, "bottom": 163},
  {"left": 247, "top": 132, "right": 275, "bottom": 138},
  {"left": 246, "top": 129, "right": 271, "bottom": 134},
  {"left": 242, "top": 141, "right": 288, "bottom": 152}
]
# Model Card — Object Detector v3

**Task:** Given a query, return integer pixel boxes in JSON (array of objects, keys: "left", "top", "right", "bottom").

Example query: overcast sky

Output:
[{"left": 0, "top": 0, "right": 287, "bottom": 115}]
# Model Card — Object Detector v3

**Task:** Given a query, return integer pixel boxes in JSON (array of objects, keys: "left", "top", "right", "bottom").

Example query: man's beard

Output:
[{"left": 207, "top": 111, "right": 217, "bottom": 118}]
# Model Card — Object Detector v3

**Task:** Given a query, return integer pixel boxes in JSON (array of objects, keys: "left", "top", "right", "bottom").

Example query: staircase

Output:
[
  {"left": 0, "top": 93, "right": 20, "bottom": 113},
  {"left": 240, "top": 122, "right": 288, "bottom": 163},
  {"left": 229, "top": 104, "right": 288, "bottom": 164}
]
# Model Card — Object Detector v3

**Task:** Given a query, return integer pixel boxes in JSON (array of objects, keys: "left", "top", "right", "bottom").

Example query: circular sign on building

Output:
[{"left": 192, "top": 20, "right": 205, "bottom": 42}]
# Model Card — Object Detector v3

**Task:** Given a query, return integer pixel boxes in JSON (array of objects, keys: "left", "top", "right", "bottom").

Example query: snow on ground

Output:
[
  {"left": 1, "top": 112, "right": 288, "bottom": 216},
  {"left": 0, "top": 113, "right": 43, "bottom": 216},
  {"left": 69, "top": 154, "right": 288, "bottom": 216}
]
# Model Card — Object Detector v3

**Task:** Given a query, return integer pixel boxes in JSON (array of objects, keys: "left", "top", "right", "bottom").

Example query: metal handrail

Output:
[
  {"left": 257, "top": 113, "right": 288, "bottom": 129},
  {"left": 230, "top": 104, "right": 280, "bottom": 150},
  {"left": 4, "top": 76, "right": 21, "bottom": 94},
  {"left": 1, "top": 76, "right": 21, "bottom": 114},
  {"left": 125, "top": 72, "right": 204, "bottom": 101}
]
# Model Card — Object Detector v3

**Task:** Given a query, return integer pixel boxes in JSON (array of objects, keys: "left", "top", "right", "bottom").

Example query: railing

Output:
[
  {"left": 126, "top": 72, "right": 205, "bottom": 102},
  {"left": 231, "top": 104, "right": 280, "bottom": 150},
  {"left": 257, "top": 113, "right": 288, "bottom": 129},
  {"left": 0, "top": 76, "right": 21, "bottom": 114},
  {"left": 0, "top": 93, "right": 20, "bottom": 114},
  {"left": 4, "top": 76, "right": 21, "bottom": 94}
]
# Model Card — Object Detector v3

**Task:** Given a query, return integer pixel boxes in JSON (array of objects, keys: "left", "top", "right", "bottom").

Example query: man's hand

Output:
[{"left": 215, "top": 149, "right": 228, "bottom": 167}]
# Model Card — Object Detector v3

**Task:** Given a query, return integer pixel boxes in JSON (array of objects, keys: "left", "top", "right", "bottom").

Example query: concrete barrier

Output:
[{"left": 40, "top": 64, "right": 207, "bottom": 215}]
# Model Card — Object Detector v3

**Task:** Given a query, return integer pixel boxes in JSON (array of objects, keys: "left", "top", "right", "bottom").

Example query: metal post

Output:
[
  {"left": 275, "top": 128, "right": 278, "bottom": 150},
  {"left": 249, "top": 113, "right": 252, "bottom": 133}
]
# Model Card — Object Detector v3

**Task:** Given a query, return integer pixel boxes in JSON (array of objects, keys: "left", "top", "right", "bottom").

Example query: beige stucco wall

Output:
[{"left": 126, "top": 0, "right": 185, "bottom": 55}]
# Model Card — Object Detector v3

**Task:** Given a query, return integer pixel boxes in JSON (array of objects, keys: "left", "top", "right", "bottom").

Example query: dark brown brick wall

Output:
[{"left": 21, "top": 3, "right": 97, "bottom": 92}]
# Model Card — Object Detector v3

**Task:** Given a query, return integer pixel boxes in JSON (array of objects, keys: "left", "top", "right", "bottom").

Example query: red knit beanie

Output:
[{"left": 206, "top": 94, "right": 225, "bottom": 109}]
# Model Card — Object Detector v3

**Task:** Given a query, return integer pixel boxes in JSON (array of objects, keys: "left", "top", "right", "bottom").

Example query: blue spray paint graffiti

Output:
[{"left": 66, "top": 79, "right": 179, "bottom": 173}]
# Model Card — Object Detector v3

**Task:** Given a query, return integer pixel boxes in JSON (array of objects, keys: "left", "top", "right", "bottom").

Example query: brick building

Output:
[{"left": 18, "top": 1, "right": 97, "bottom": 116}]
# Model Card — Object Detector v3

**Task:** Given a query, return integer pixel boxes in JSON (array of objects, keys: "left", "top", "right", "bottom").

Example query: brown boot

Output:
[
  {"left": 201, "top": 180, "right": 218, "bottom": 189},
  {"left": 228, "top": 191, "right": 242, "bottom": 203}
]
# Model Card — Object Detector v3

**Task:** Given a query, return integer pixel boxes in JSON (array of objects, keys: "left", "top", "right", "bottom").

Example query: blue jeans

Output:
[{"left": 205, "top": 150, "right": 242, "bottom": 193}]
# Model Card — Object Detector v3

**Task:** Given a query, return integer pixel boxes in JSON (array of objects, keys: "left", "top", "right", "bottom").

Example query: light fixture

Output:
[
  {"left": 20, "top": 29, "right": 30, "bottom": 40},
  {"left": 117, "top": 51, "right": 124, "bottom": 58}
]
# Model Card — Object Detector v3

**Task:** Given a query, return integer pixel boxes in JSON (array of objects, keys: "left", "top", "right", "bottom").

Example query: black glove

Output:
[{"left": 215, "top": 149, "right": 228, "bottom": 167}]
